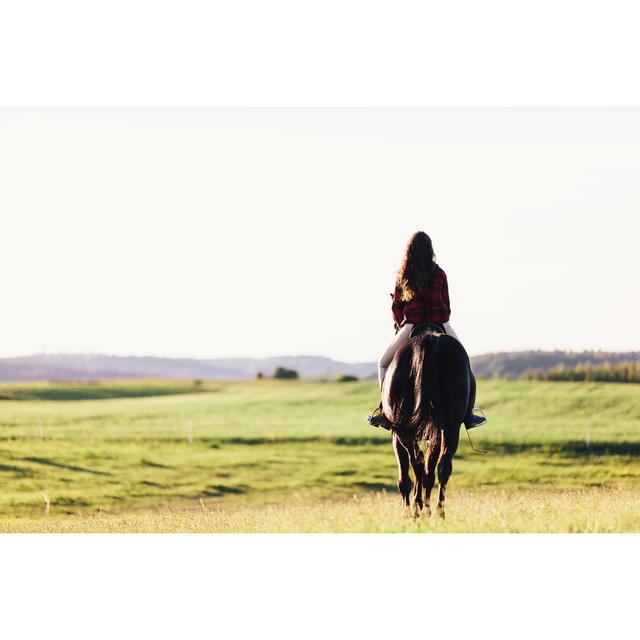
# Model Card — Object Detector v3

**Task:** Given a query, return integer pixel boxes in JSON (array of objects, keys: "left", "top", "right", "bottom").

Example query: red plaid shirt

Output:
[{"left": 391, "top": 264, "right": 451, "bottom": 328}]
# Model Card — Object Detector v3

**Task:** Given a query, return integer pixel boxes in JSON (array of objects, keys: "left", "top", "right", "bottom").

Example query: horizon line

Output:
[{"left": 1, "top": 347, "right": 639, "bottom": 363}]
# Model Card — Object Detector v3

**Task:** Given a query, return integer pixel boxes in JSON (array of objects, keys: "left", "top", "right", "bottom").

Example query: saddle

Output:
[{"left": 409, "top": 323, "right": 446, "bottom": 339}]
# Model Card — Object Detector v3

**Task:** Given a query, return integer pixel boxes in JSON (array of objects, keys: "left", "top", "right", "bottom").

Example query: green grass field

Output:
[{"left": 0, "top": 378, "right": 639, "bottom": 532}]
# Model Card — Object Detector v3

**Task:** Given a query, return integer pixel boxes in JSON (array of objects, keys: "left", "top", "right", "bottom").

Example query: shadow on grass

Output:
[
  {"left": 353, "top": 481, "right": 396, "bottom": 492},
  {"left": 20, "top": 457, "right": 112, "bottom": 476},
  {"left": 202, "top": 484, "right": 248, "bottom": 497},
  {"left": 205, "top": 436, "right": 640, "bottom": 459},
  {"left": 0, "top": 385, "right": 220, "bottom": 402},
  {"left": 0, "top": 463, "right": 33, "bottom": 476},
  {"left": 52, "top": 497, "right": 90, "bottom": 507},
  {"left": 208, "top": 436, "right": 390, "bottom": 447},
  {"left": 486, "top": 441, "right": 640, "bottom": 458},
  {"left": 141, "top": 459, "right": 171, "bottom": 469}
]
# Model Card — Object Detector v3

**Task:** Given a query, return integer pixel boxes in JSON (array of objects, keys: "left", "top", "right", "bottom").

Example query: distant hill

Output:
[
  {"left": 471, "top": 350, "right": 640, "bottom": 380},
  {"left": 0, "top": 350, "right": 638, "bottom": 383},
  {"left": 0, "top": 353, "right": 378, "bottom": 383}
]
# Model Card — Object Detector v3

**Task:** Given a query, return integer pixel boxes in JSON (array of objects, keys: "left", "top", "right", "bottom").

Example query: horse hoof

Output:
[{"left": 436, "top": 506, "right": 445, "bottom": 520}]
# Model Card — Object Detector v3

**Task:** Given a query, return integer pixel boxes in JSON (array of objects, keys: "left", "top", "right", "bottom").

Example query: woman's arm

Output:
[
  {"left": 391, "top": 286, "right": 406, "bottom": 329},
  {"left": 441, "top": 270, "right": 452, "bottom": 318}
]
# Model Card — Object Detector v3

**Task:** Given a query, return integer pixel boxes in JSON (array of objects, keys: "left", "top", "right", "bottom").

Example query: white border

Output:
[
  {"left": 1, "top": 2, "right": 638, "bottom": 637},
  {"left": 1, "top": 0, "right": 640, "bottom": 107},
  {"left": 1, "top": 534, "right": 638, "bottom": 639}
]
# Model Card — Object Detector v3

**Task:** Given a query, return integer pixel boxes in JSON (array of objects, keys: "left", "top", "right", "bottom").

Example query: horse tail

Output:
[
  {"left": 410, "top": 332, "right": 442, "bottom": 443},
  {"left": 386, "top": 331, "right": 443, "bottom": 441}
]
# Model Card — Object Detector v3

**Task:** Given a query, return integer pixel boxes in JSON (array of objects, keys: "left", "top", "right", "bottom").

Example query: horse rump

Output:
[{"left": 383, "top": 331, "right": 443, "bottom": 442}]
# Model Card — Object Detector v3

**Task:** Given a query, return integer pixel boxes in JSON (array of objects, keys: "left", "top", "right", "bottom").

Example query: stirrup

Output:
[
  {"left": 367, "top": 406, "right": 394, "bottom": 431},
  {"left": 465, "top": 407, "right": 487, "bottom": 430}
]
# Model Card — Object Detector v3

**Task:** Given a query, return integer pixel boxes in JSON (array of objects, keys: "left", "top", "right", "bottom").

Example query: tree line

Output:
[
  {"left": 523, "top": 361, "right": 640, "bottom": 383},
  {"left": 256, "top": 368, "right": 359, "bottom": 382}
]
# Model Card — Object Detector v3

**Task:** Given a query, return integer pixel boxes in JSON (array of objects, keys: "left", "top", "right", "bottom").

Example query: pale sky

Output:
[{"left": 1, "top": 109, "right": 639, "bottom": 362}]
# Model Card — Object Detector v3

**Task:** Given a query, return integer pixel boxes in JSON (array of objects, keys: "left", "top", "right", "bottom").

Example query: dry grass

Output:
[{"left": 3, "top": 486, "right": 639, "bottom": 533}]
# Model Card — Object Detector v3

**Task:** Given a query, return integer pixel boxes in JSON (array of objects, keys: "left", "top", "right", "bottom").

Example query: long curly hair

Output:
[{"left": 395, "top": 231, "right": 436, "bottom": 302}]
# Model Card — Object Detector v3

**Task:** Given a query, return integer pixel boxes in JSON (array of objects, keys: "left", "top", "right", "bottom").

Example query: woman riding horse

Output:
[
  {"left": 366, "top": 231, "right": 488, "bottom": 517},
  {"left": 368, "top": 230, "right": 487, "bottom": 431}
]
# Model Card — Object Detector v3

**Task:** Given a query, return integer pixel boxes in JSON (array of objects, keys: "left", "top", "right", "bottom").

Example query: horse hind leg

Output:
[
  {"left": 423, "top": 428, "right": 442, "bottom": 518},
  {"left": 436, "top": 426, "right": 460, "bottom": 520},
  {"left": 408, "top": 441, "right": 425, "bottom": 518},
  {"left": 392, "top": 433, "right": 412, "bottom": 513}
]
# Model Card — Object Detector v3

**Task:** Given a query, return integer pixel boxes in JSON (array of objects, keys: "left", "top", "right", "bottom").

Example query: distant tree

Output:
[
  {"left": 336, "top": 374, "right": 359, "bottom": 383},
  {"left": 256, "top": 371, "right": 264, "bottom": 380},
  {"left": 273, "top": 367, "right": 299, "bottom": 380},
  {"left": 193, "top": 379, "right": 203, "bottom": 388},
  {"left": 540, "top": 361, "right": 640, "bottom": 384}
]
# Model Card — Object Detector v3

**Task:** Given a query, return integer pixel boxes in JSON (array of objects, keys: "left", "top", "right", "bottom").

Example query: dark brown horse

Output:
[{"left": 382, "top": 325, "right": 476, "bottom": 519}]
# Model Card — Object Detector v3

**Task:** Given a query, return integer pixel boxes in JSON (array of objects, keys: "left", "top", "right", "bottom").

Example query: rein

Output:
[{"left": 465, "top": 427, "right": 488, "bottom": 454}]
